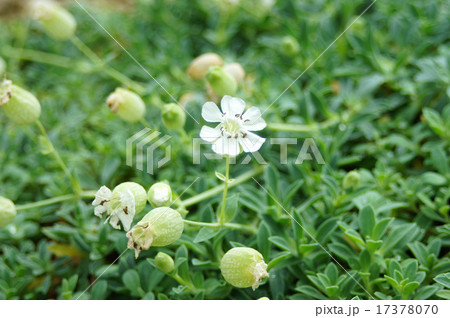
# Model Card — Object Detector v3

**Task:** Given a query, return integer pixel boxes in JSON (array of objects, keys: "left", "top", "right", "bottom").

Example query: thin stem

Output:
[
  {"left": 183, "top": 219, "right": 257, "bottom": 234},
  {"left": 70, "top": 36, "right": 145, "bottom": 94},
  {"left": 15, "top": 191, "right": 96, "bottom": 211},
  {"left": 177, "top": 166, "right": 264, "bottom": 208},
  {"left": 3, "top": 47, "right": 73, "bottom": 68},
  {"left": 267, "top": 116, "right": 340, "bottom": 133},
  {"left": 36, "top": 120, "right": 82, "bottom": 196},
  {"left": 139, "top": 118, "right": 152, "bottom": 130},
  {"left": 172, "top": 273, "right": 196, "bottom": 292},
  {"left": 219, "top": 156, "right": 230, "bottom": 226}
]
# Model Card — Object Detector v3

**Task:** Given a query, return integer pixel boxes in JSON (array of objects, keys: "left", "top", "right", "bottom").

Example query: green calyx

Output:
[
  {"left": 106, "top": 88, "right": 146, "bottom": 123},
  {"left": 0, "top": 80, "right": 41, "bottom": 125},
  {"left": 220, "top": 247, "right": 269, "bottom": 290},
  {"left": 0, "top": 197, "right": 16, "bottom": 228},
  {"left": 206, "top": 66, "right": 237, "bottom": 97},
  {"left": 155, "top": 252, "right": 175, "bottom": 274},
  {"left": 161, "top": 103, "right": 186, "bottom": 130},
  {"left": 147, "top": 182, "right": 172, "bottom": 207},
  {"left": 35, "top": 2, "right": 77, "bottom": 41},
  {"left": 113, "top": 182, "right": 147, "bottom": 214}
]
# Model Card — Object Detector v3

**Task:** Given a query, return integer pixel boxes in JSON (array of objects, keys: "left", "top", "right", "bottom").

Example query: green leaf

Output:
[
  {"left": 316, "top": 217, "right": 339, "bottom": 245},
  {"left": 434, "top": 273, "right": 450, "bottom": 289},
  {"left": 257, "top": 222, "right": 271, "bottom": 261},
  {"left": 222, "top": 194, "right": 239, "bottom": 224},
  {"left": 215, "top": 171, "right": 226, "bottom": 181},
  {"left": 269, "top": 236, "right": 295, "bottom": 254},
  {"left": 359, "top": 205, "right": 376, "bottom": 237},
  {"left": 423, "top": 108, "right": 445, "bottom": 136},
  {"left": 295, "top": 285, "right": 328, "bottom": 300},
  {"left": 381, "top": 223, "right": 421, "bottom": 256},
  {"left": 402, "top": 281, "right": 420, "bottom": 298},
  {"left": 122, "top": 270, "right": 141, "bottom": 292},
  {"left": 420, "top": 172, "right": 447, "bottom": 186},
  {"left": 436, "top": 290, "right": 450, "bottom": 300},
  {"left": 372, "top": 218, "right": 393, "bottom": 240},
  {"left": 194, "top": 227, "right": 219, "bottom": 243},
  {"left": 90, "top": 280, "right": 108, "bottom": 300}
]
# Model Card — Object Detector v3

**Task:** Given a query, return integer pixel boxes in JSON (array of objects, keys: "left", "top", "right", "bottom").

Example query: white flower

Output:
[
  {"left": 200, "top": 96, "right": 266, "bottom": 157},
  {"left": 92, "top": 186, "right": 136, "bottom": 231}
]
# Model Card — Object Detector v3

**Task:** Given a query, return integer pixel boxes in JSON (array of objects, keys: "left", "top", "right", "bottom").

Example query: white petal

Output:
[
  {"left": 239, "top": 131, "right": 266, "bottom": 153},
  {"left": 94, "top": 205, "right": 108, "bottom": 217},
  {"left": 242, "top": 107, "right": 266, "bottom": 131},
  {"left": 229, "top": 97, "right": 246, "bottom": 116},
  {"left": 117, "top": 190, "right": 136, "bottom": 231},
  {"left": 200, "top": 125, "right": 221, "bottom": 143},
  {"left": 202, "top": 101, "right": 223, "bottom": 122},
  {"left": 220, "top": 95, "right": 232, "bottom": 115},
  {"left": 108, "top": 214, "right": 121, "bottom": 230},
  {"left": 92, "top": 186, "right": 112, "bottom": 206},
  {"left": 212, "top": 136, "right": 241, "bottom": 157}
]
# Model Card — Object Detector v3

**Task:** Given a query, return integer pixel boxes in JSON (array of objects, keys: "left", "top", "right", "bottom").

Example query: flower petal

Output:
[
  {"left": 92, "top": 186, "right": 112, "bottom": 206},
  {"left": 108, "top": 214, "right": 121, "bottom": 230},
  {"left": 117, "top": 190, "right": 136, "bottom": 231},
  {"left": 220, "top": 95, "right": 233, "bottom": 115},
  {"left": 200, "top": 125, "right": 221, "bottom": 143},
  {"left": 242, "top": 107, "right": 266, "bottom": 131},
  {"left": 239, "top": 131, "right": 266, "bottom": 153},
  {"left": 202, "top": 101, "right": 223, "bottom": 122},
  {"left": 212, "top": 136, "right": 241, "bottom": 157},
  {"left": 220, "top": 95, "right": 246, "bottom": 116},
  {"left": 94, "top": 204, "right": 108, "bottom": 217}
]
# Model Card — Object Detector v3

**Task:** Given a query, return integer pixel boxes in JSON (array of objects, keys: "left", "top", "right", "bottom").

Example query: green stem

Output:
[
  {"left": 139, "top": 118, "right": 152, "bottom": 130},
  {"left": 70, "top": 36, "right": 145, "bottom": 94},
  {"left": 172, "top": 273, "right": 196, "bottom": 292},
  {"left": 267, "top": 116, "right": 340, "bottom": 133},
  {"left": 3, "top": 47, "right": 73, "bottom": 68},
  {"left": 15, "top": 191, "right": 96, "bottom": 211},
  {"left": 36, "top": 120, "right": 82, "bottom": 196},
  {"left": 176, "top": 166, "right": 264, "bottom": 208},
  {"left": 183, "top": 219, "right": 257, "bottom": 234},
  {"left": 219, "top": 156, "right": 230, "bottom": 225}
]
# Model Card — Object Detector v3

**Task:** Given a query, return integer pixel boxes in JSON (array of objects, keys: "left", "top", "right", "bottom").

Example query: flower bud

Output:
[
  {"left": 106, "top": 88, "right": 146, "bottom": 123},
  {"left": 343, "top": 170, "right": 360, "bottom": 190},
  {"left": 187, "top": 53, "right": 223, "bottom": 80},
  {"left": 161, "top": 103, "right": 186, "bottom": 130},
  {"left": 155, "top": 252, "right": 175, "bottom": 274},
  {"left": 281, "top": 35, "right": 300, "bottom": 56},
  {"left": 147, "top": 182, "right": 172, "bottom": 207},
  {"left": 126, "top": 207, "right": 184, "bottom": 258},
  {"left": 220, "top": 247, "right": 268, "bottom": 290},
  {"left": 0, "top": 80, "right": 41, "bottom": 125},
  {"left": 33, "top": 1, "right": 77, "bottom": 41},
  {"left": 113, "top": 182, "right": 147, "bottom": 214},
  {"left": 0, "top": 197, "right": 16, "bottom": 228},
  {"left": 0, "top": 57, "right": 5, "bottom": 76},
  {"left": 258, "top": 297, "right": 270, "bottom": 300},
  {"left": 206, "top": 66, "right": 237, "bottom": 97},
  {"left": 223, "top": 63, "right": 246, "bottom": 85}
]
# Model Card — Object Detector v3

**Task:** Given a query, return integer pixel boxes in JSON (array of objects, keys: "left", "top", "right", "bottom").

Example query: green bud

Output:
[
  {"left": 0, "top": 57, "right": 5, "bottom": 76},
  {"left": 343, "top": 170, "right": 360, "bottom": 190},
  {"left": 161, "top": 103, "right": 186, "bottom": 130},
  {"left": 155, "top": 252, "right": 175, "bottom": 274},
  {"left": 187, "top": 53, "right": 223, "bottom": 80},
  {"left": 221, "top": 247, "right": 268, "bottom": 290},
  {"left": 126, "top": 207, "right": 184, "bottom": 258},
  {"left": 0, "top": 197, "right": 16, "bottom": 228},
  {"left": 281, "top": 35, "right": 300, "bottom": 56},
  {"left": 113, "top": 182, "right": 147, "bottom": 214},
  {"left": 206, "top": 66, "right": 237, "bottom": 97},
  {"left": 148, "top": 182, "right": 172, "bottom": 207},
  {"left": 106, "top": 88, "right": 146, "bottom": 123},
  {"left": 34, "top": 1, "right": 77, "bottom": 41},
  {"left": 0, "top": 80, "right": 41, "bottom": 125},
  {"left": 258, "top": 297, "right": 270, "bottom": 300}
]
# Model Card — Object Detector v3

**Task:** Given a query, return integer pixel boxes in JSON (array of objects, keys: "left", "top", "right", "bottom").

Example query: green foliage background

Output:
[{"left": 0, "top": 0, "right": 449, "bottom": 300}]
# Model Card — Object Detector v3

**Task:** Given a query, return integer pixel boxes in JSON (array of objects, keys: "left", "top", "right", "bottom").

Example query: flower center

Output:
[{"left": 221, "top": 117, "right": 243, "bottom": 137}]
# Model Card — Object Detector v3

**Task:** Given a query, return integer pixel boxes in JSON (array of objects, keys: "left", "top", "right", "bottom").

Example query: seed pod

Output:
[
  {"left": 0, "top": 80, "right": 41, "bottom": 125},
  {"left": 221, "top": 247, "right": 269, "bottom": 290},
  {"left": 281, "top": 35, "right": 300, "bottom": 56},
  {"left": 106, "top": 88, "right": 146, "bottom": 123},
  {"left": 206, "top": 66, "right": 237, "bottom": 97},
  {"left": 113, "top": 182, "right": 147, "bottom": 214},
  {"left": 187, "top": 53, "right": 223, "bottom": 80},
  {"left": 161, "top": 103, "right": 186, "bottom": 130},
  {"left": 126, "top": 207, "right": 184, "bottom": 258},
  {"left": 155, "top": 252, "right": 175, "bottom": 274},
  {"left": 147, "top": 182, "right": 172, "bottom": 207},
  {"left": 223, "top": 63, "right": 246, "bottom": 85},
  {"left": 0, "top": 197, "right": 16, "bottom": 228},
  {"left": 33, "top": 1, "right": 77, "bottom": 41},
  {"left": 343, "top": 170, "right": 360, "bottom": 190}
]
